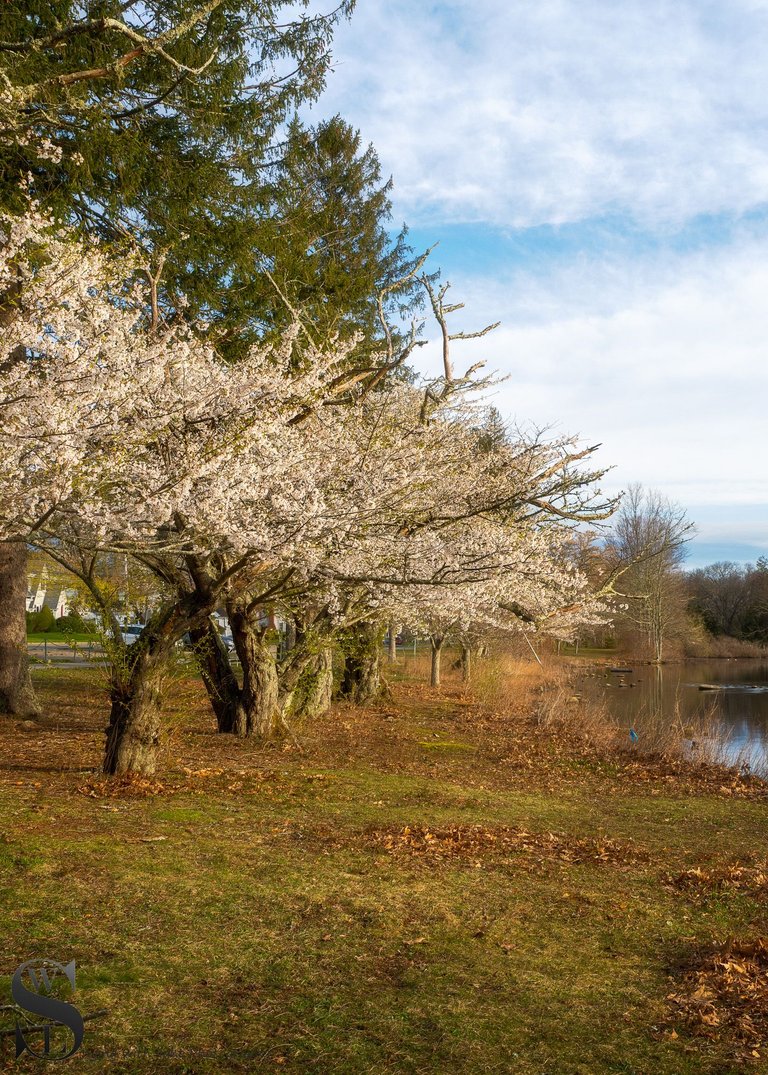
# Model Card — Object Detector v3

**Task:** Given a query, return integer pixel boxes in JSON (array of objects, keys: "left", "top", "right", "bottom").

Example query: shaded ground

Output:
[{"left": 0, "top": 659, "right": 767, "bottom": 1073}]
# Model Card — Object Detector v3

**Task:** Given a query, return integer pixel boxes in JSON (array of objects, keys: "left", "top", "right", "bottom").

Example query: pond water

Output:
[{"left": 572, "top": 659, "right": 768, "bottom": 776}]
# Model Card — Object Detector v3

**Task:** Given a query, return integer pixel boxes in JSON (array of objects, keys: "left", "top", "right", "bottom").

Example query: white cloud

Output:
[
  {"left": 412, "top": 238, "right": 768, "bottom": 514},
  {"left": 316, "top": 0, "right": 768, "bottom": 228}
]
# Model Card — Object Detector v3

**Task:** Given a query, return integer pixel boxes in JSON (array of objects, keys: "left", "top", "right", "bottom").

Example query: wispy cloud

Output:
[
  {"left": 318, "top": 0, "right": 768, "bottom": 229},
  {"left": 411, "top": 235, "right": 768, "bottom": 518}
]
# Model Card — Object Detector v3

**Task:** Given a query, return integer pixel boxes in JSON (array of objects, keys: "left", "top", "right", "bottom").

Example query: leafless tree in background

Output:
[{"left": 606, "top": 483, "right": 693, "bottom": 662}]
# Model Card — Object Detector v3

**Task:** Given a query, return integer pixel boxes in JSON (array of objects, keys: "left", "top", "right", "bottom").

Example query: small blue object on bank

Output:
[{"left": 629, "top": 727, "right": 639, "bottom": 744}]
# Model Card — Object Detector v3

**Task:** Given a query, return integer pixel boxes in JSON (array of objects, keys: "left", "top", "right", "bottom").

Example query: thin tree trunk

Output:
[
  {"left": 652, "top": 616, "right": 664, "bottom": 663},
  {"left": 460, "top": 642, "right": 472, "bottom": 684},
  {"left": 0, "top": 541, "right": 38, "bottom": 717},
  {"left": 430, "top": 635, "right": 444, "bottom": 687},
  {"left": 387, "top": 621, "right": 397, "bottom": 663}
]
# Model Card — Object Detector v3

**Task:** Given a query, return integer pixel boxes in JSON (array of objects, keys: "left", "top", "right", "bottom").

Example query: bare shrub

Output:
[{"left": 684, "top": 635, "right": 768, "bottom": 659}]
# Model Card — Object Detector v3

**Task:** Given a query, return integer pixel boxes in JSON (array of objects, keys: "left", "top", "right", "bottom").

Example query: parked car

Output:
[
  {"left": 121, "top": 624, "right": 144, "bottom": 645},
  {"left": 177, "top": 629, "right": 236, "bottom": 653}
]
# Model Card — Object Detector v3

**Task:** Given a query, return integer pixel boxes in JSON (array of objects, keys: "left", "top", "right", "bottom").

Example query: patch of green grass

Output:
[
  {"left": 27, "top": 631, "right": 99, "bottom": 643},
  {"left": 0, "top": 782, "right": 755, "bottom": 1073},
  {"left": 150, "top": 805, "right": 221, "bottom": 824}
]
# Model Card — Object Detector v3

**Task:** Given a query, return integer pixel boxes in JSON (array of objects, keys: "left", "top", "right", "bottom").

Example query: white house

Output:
[{"left": 26, "top": 581, "right": 76, "bottom": 619}]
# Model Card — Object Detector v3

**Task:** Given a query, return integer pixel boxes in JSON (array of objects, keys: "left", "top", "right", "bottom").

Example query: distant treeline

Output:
[{"left": 686, "top": 557, "right": 768, "bottom": 645}]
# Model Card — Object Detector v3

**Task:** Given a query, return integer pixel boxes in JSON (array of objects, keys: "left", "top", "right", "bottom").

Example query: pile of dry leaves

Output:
[
  {"left": 667, "top": 862, "right": 768, "bottom": 901},
  {"left": 667, "top": 938, "right": 768, "bottom": 1063},
  {"left": 76, "top": 774, "right": 183, "bottom": 798},
  {"left": 368, "top": 823, "right": 645, "bottom": 868}
]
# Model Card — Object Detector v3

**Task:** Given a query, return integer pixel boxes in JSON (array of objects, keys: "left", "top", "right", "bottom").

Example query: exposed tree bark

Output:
[
  {"left": 228, "top": 605, "right": 281, "bottom": 739},
  {"left": 103, "top": 597, "right": 210, "bottom": 775},
  {"left": 0, "top": 297, "right": 39, "bottom": 717},
  {"left": 290, "top": 644, "right": 334, "bottom": 721},
  {"left": 430, "top": 634, "right": 444, "bottom": 687},
  {"left": 337, "top": 621, "right": 382, "bottom": 703},
  {"left": 104, "top": 651, "right": 168, "bottom": 777},
  {"left": 275, "top": 638, "right": 317, "bottom": 721},
  {"left": 238, "top": 635, "right": 280, "bottom": 739},
  {"left": 189, "top": 619, "right": 240, "bottom": 733},
  {"left": 0, "top": 541, "right": 39, "bottom": 717},
  {"left": 194, "top": 605, "right": 327, "bottom": 742}
]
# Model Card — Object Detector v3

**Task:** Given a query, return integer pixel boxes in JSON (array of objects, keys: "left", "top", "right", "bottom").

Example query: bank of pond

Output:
[{"left": 573, "top": 658, "right": 768, "bottom": 776}]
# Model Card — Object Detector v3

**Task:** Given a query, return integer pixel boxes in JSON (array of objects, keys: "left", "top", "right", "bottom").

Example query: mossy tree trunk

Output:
[
  {"left": 289, "top": 644, "right": 334, "bottom": 721},
  {"left": 337, "top": 621, "right": 383, "bottom": 704},
  {"left": 103, "top": 598, "right": 208, "bottom": 776}
]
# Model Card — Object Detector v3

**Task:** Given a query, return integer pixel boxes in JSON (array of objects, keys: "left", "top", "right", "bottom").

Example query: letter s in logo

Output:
[{"left": 11, "top": 959, "right": 84, "bottom": 1060}]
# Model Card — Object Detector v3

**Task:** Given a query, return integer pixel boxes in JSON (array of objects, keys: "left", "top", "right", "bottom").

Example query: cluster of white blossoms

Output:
[
  {"left": 0, "top": 212, "right": 350, "bottom": 552},
  {"left": 0, "top": 212, "right": 609, "bottom": 644}
]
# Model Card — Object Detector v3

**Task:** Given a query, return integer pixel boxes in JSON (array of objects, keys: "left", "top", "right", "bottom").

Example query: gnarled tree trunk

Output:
[
  {"left": 338, "top": 621, "right": 383, "bottom": 704},
  {"left": 0, "top": 542, "right": 38, "bottom": 717},
  {"left": 289, "top": 644, "right": 334, "bottom": 721},
  {"left": 196, "top": 605, "right": 300, "bottom": 742},
  {"left": 103, "top": 599, "right": 210, "bottom": 775},
  {"left": 197, "top": 603, "right": 336, "bottom": 741},
  {"left": 104, "top": 651, "right": 168, "bottom": 776},
  {"left": 190, "top": 620, "right": 241, "bottom": 733},
  {"left": 228, "top": 606, "right": 282, "bottom": 740}
]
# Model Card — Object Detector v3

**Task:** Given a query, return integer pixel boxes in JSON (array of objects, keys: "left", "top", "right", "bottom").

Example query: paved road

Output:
[
  {"left": 27, "top": 639, "right": 249, "bottom": 669},
  {"left": 27, "top": 642, "right": 231, "bottom": 668},
  {"left": 28, "top": 641, "right": 104, "bottom": 663}
]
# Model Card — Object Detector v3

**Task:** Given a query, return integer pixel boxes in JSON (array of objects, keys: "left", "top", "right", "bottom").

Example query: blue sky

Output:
[{"left": 308, "top": 0, "right": 768, "bottom": 566}]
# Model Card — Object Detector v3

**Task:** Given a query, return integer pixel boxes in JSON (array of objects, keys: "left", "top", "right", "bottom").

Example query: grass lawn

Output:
[
  {"left": 0, "top": 660, "right": 767, "bottom": 1073},
  {"left": 27, "top": 632, "right": 100, "bottom": 644}
]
